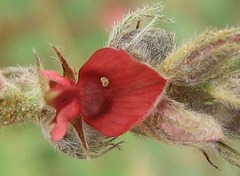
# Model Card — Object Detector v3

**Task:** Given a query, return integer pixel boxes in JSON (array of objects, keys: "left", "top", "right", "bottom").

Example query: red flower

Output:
[{"left": 42, "top": 48, "right": 166, "bottom": 142}]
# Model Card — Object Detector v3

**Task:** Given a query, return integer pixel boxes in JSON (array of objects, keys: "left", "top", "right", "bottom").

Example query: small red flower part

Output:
[{"left": 42, "top": 48, "right": 166, "bottom": 142}]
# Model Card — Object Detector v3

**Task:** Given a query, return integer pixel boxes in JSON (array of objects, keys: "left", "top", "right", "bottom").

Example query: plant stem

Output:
[{"left": 0, "top": 67, "right": 54, "bottom": 126}]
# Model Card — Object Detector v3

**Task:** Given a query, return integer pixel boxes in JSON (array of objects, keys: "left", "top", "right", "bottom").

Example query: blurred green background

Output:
[{"left": 0, "top": 0, "right": 240, "bottom": 176}]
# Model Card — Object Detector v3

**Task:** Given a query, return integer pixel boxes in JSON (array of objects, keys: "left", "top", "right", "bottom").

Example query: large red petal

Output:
[{"left": 77, "top": 48, "right": 166, "bottom": 137}]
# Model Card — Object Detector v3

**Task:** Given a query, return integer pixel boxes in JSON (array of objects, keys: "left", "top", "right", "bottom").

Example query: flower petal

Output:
[
  {"left": 78, "top": 48, "right": 166, "bottom": 137},
  {"left": 46, "top": 87, "right": 79, "bottom": 111},
  {"left": 41, "top": 70, "right": 74, "bottom": 86},
  {"left": 50, "top": 100, "right": 81, "bottom": 142}
]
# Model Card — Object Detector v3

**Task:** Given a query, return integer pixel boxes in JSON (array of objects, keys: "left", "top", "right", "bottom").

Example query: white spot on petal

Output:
[{"left": 100, "top": 77, "right": 109, "bottom": 87}]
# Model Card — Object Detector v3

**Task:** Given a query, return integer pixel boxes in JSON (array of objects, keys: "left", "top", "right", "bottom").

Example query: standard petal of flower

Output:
[
  {"left": 78, "top": 48, "right": 166, "bottom": 137},
  {"left": 51, "top": 100, "right": 81, "bottom": 142}
]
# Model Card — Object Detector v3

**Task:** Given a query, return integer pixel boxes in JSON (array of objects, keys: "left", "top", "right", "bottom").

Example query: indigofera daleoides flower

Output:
[
  {"left": 42, "top": 48, "right": 166, "bottom": 142},
  {"left": 1, "top": 3, "right": 240, "bottom": 169}
]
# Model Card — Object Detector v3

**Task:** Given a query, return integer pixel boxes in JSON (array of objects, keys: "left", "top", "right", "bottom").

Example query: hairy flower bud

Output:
[
  {"left": 158, "top": 28, "right": 240, "bottom": 85},
  {"left": 109, "top": 29, "right": 175, "bottom": 67}
]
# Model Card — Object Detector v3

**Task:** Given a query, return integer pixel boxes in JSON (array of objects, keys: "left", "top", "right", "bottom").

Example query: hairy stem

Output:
[{"left": 0, "top": 67, "right": 53, "bottom": 126}]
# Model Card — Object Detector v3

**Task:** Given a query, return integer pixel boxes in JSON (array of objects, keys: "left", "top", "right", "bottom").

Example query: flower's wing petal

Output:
[
  {"left": 78, "top": 48, "right": 166, "bottom": 136},
  {"left": 42, "top": 70, "right": 79, "bottom": 110},
  {"left": 41, "top": 70, "right": 73, "bottom": 86},
  {"left": 50, "top": 100, "right": 81, "bottom": 142},
  {"left": 44, "top": 86, "right": 79, "bottom": 111}
]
